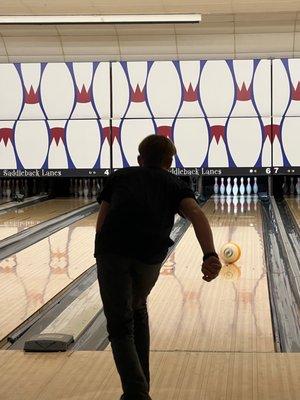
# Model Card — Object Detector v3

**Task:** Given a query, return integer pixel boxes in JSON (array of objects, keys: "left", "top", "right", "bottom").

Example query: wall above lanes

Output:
[{"left": 0, "top": 58, "right": 299, "bottom": 176}]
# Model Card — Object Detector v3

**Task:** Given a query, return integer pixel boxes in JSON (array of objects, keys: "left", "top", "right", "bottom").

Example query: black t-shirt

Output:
[{"left": 94, "top": 166, "right": 195, "bottom": 264}]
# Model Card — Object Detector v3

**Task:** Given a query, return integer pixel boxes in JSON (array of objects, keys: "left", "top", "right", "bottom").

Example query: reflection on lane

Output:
[
  {"left": 0, "top": 213, "right": 97, "bottom": 342},
  {"left": 149, "top": 197, "right": 274, "bottom": 353},
  {"left": 0, "top": 198, "right": 94, "bottom": 241}
]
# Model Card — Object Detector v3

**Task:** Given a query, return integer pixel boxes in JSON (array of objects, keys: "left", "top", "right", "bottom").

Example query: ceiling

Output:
[
  {"left": 0, "top": 1, "right": 299, "bottom": 62},
  {"left": 0, "top": 0, "right": 299, "bottom": 16}
]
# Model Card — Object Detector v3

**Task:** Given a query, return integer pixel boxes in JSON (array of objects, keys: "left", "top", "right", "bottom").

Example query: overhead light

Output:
[{"left": 0, "top": 14, "right": 201, "bottom": 25}]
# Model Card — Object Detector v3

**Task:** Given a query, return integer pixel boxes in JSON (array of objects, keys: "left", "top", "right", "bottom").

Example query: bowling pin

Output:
[
  {"left": 220, "top": 177, "right": 225, "bottom": 195},
  {"left": 173, "top": 118, "right": 208, "bottom": 167},
  {"left": 199, "top": 60, "right": 234, "bottom": 117},
  {"left": 272, "top": 120, "right": 284, "bottom": 166},
  {"left": 0, "top": 121, "right": 17, "bottom": 169},
  {"left": 41, "top": 63, "right": 75, "bottom": 119},
  {"left": 246, "top": 177, "right": 252, "bottom": 195},
  {"left": 66, "top": 119, "right": 100, "bottom": 169},
  {"left": 252, "top": 60, "right": 271, "bottom": 119},
  {"left": 74, "top": 179, "right": 78, "bottom": 197},
  {"left": 24, "top": 179, "right": 29, "bottom": 197},
  {"left": 19, "top": 180, "right": 25, "bottom": 196},
  {"left": 93, "top": 62, "right": 110, "bottom": 119},
  {"left": 231, "top": 60, "right": 257, "bottom": 117},
  {"left": 6, "top": 180, "right": 11, "bottom": 198},
  {"left": 125, "top": 62, "right": 151, "bottom": 118},
  {"left": 226, "top": 195, "right": 232, "bottom": 213},
  {"left": 282, "top": 117, "right": 300, "bottom": 167},
  {"left": 11, "top": 180, "right": 15, "bottom": 197},
  {"left": 147, "top": 61, "right": 182, "bottom": 118},
  {"left": 121, "top": 119, "right": 155, "bottom": 166},
  {"left": 0, "top": 64, "right": 23, "bottom": 120},
  {"left": 71, "top": 62, "right": 97, "bottom": 119},
  {"left": 232, "top": 177, "right": 238, "bottom": 196},
  {"left": 2, "top": 180, "right": 6, "bottom": 197},
  {"left": 272, "top": 60, "right": 290, "bottom": 117},
  {"left": 253, "top": 177, "right": 258, "bottom": 195},
  {"left": 78, "top": 179, "right": 83, "bottom": 196},
  {"left": 207, "top": 119, "right": 228, "bottom": 167},
  {"left": 112, "top": 63, "right": 130, "bottom": 119},
  {"left": 69, "top": 179, "right": 74, "bottom": 195},
  {"left": 83, "top": 179, "right": 89, "bottom": 198},
  {"left": 92, "top": 179, "right": 97, "bottom": 197},
  {"left": 213, "top": 177, "right": 219, "bottom": 195},
  {"left": 178, "top": 61, "right": 203, "bottom": 118},
  {"left": 290, "top": 177, "right": 295, "bottom": 195},
  {"left": 155, "top": 119, "right": 175, "bottom": 167},
  {"left": 226, "top": 177, "right": 232, "bottom": 196},
  {"left": 15, "top": 120, "right": 49, "bottom": 169},
  {"left": 286, "top": 60, "right": 300, "bottom": 116},
  {"left": 295, "top": 177, "right": 300, "bottom": 195},
  {"left": 240, "top": 195, "right": 245, "bottom": 213},
  {"left": 273, "top": 136, "right": 284, "bottom": 166},
  {"left": 100, "top": 120, "right": 113, "bottom": 169},
  {"left": 261, "top": 126, "right": 272, "bottom": 167},
  {"left": 227, "top": 117, "right": 262, "bottom": 167},
  {"left": 239, "top": 177, "right": 245, "bottom": 195},
  {"left": 110, "top": 123, "right": 124, "bottom": 170},
  {"left": 282, "top": 176, "right": 288, "bottom": 195},
  {"left": 32, "top": 179, "right": 37, "bottom": 195},
  {"left": 15, "top": 180, "right": 20, "bottom": 195},
  {"left": 48, "top": 120, "right": 68, "bottom": 169},
  {"left": 19, "top": 64, "right": 45, "bottom": 119}
]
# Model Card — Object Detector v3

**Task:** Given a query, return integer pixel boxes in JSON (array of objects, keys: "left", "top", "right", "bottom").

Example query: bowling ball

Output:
[{"left": 219, "top": 242, "right": 241, "bottom": 264}]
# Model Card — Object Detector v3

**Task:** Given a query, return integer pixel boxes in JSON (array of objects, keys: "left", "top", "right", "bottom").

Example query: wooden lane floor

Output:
[
  {"left": 148, "top": 197, "right": 274, "bottom": 353},
  {"left": 285, "top": 196, "right": 300, "bottom": 226},
  {"left": 53, "top": 196, "right": 272, "bottom": 354},
  {"left": 0, "top": 350, "right": 300, "bottom": 400},
  {"left": 0, "top": 198, "right": 10, "bottom": 205},
  {"left": 0, "top": 198, "right": 94, "bottom": 242},
  {"left": 0, "top": 212, "right": 98, "bottom": 343}
]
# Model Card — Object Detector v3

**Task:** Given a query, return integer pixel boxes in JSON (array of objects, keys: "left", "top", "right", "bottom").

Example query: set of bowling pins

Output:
[
  {"left": 69, "top": 178, "right": 102, "bottom": 198},
  {"left": 214, "top": 194, "right": 258, "bottom": 214},
  {"left": 0, "top": 179, "right": 29, "bottom": 199},
  {"left": 213, "top": 177, "right": 258, "bottom": 196},
  {"left": 282, "top": 176, "right": 300, "bottom": 195}
]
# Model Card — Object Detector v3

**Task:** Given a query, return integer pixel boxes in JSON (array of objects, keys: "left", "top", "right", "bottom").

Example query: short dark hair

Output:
[{"left": 138, "top": 135, "right": 177, "bottom": 167}]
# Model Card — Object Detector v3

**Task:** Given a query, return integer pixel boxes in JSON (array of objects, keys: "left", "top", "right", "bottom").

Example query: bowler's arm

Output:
[
  {"left": 96, "top": 201, "right": 110, "bottom": 233},
  {"left": 179, "top": 198, "right": 216, "bottom": 255}
]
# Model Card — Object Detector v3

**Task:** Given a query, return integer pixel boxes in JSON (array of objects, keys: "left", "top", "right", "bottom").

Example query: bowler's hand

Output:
[{"left": 202, "top": 256, "right": 222, "bottom": 282}]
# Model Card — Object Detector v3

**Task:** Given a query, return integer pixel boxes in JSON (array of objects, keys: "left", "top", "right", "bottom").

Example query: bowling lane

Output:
[
  {"left": 0, "top": 198, "right": 94, "bottom": 241},
  {"left": 0, "top": 212, "right": 97, "bottom": 342},
  {"left": 0, "top": 198, "right": 10, "bottom": 205},
  {"left": 285, "top": 197, "right": 300, "bottom": 227},
  {"left": 148, "top": 197, "right": 274, "bottom": 353}
]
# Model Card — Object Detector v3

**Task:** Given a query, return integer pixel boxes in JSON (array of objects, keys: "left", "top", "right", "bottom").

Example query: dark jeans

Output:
[{"left": 96, "top": 253, "right": 161, "bottom": 400}]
